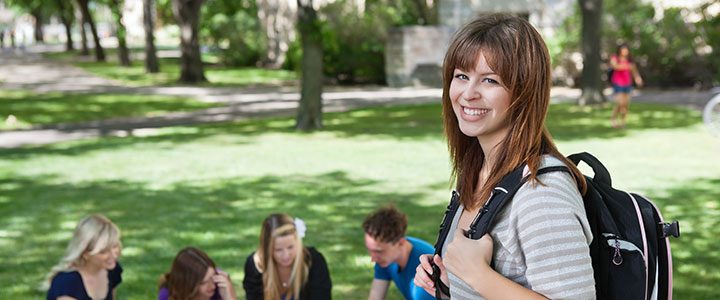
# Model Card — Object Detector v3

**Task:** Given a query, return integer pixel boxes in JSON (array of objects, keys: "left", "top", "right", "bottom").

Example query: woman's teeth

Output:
[{"left": 464, "top": 107, "right": 489, "bottom": 115}]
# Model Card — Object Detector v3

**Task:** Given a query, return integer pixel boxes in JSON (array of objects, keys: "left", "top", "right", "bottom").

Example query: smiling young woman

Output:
[
  {"left": 43, "top": 214, "right": 123, "bottom": 300},
  {"left": 414, "top": 14, "right": 595, "bottom": 300},
  {"left": 243, "top": 214, "right": 332, "bottom": 300}
]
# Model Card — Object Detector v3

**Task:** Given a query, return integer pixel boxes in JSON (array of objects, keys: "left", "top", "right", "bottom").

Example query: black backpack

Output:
[{"left": 431, "top": 152, "right": 680, "bottom": 300}]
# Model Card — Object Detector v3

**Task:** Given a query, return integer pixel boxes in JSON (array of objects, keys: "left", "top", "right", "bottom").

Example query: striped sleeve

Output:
[{"left": 503, "top": 171, "right": 596, "bottom": 299}]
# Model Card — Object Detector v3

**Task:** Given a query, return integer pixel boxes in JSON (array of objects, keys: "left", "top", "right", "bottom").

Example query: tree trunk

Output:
[
  {"left": 295, "top": 0, "right": 323, "bottom": 131},
  {"left": 76, "top": 3, "right": 89, "bottom": 55},
  {"left": 32, "top": 10, "right": 44, "bottom": 43},
  {"left": 56, "top": 0, "right": 74, "bottom": 51},
  {"left": 143, "top": 0, "right": 160, "bottom": 73},
  {"left": 171, "top": 0, "right": 206, "bottom": 83},
  {"left": 578, "top": 0, "right": 605, "bottom": 105},
  {"left": 78, "top": 0, "right": 106, "bottom": 61},
  {"left": 110, "top": 0, "right": 131, "bottom": 66},
  {"left": 410, "top": 0, "right": 436, "bottom": 25}
]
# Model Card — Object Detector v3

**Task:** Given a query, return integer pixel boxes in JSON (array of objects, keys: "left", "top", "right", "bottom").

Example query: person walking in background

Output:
[
  {"left": 9, "top": 28, "right": 15, "bottom": 48},
  {"left": 43, "top": 214, "right": 123, "bottom": 300},
  {"left": 158, "top": 247, "right": 237, "bottom": 300},
  {"left": 610, "top": 43, "right": 644, "bottom": 129},
  {"left": 413, "top": 14, "right": 595, "bottom": 299},
  {"left": 363, "top": 204, "right": 435, "bottom": 300},
  {"left": 243, "top": 213, "right": 332, "bottom": 300}
]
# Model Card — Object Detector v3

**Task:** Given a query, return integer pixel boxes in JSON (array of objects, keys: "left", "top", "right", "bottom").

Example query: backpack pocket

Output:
[{"left": 603, "top": 233, "right": 648, "bottom": 299}]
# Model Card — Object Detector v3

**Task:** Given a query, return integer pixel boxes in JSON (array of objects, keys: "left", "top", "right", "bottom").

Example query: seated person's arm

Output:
[
  {"left": 57, "top": 297, "right": 76, "bottom": 300},
  {"left": 367, "top": 278, "right": 390, "bottom": 300}
]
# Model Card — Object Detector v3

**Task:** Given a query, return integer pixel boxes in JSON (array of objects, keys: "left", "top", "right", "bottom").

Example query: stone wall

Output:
[{"left": 385, "top": 26, "right": 455, "bottom": 87}]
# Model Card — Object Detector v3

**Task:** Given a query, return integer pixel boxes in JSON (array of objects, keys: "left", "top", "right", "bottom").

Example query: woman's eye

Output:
[
  {"left": 483, "top": 78, "right": 499, "bottom": 84},
  {"left": 454, "top": 73, "right": 469, "bottom": 80}
]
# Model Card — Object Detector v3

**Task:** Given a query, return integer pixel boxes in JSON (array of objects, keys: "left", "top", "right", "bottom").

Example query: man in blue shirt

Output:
[{"left": 363, "top": 205, "right": 435, "bottom": 300}]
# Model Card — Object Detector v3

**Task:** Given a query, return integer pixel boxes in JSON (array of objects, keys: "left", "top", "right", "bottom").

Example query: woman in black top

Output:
[
  {"left": 44, "top": 214, "right": 123, "bottom": 300},
  {"left": 243, "top": 214, "right": 332, "bottom": 300}
]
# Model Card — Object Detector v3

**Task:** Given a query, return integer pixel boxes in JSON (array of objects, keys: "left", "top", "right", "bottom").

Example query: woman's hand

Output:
[
  {"left": 214, "top": 270, "right": 237, "bottom": 300},
  {"left": 443, "top": 230, "right": 494, "bottom": 292},
  {"left": 414, "top": 254, "right": 449, "bottom": 298}
]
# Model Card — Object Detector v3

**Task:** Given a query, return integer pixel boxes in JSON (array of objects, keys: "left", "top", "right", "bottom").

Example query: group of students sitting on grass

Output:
[
  {"left": 43, "top": 204, "right": 435, "bottom": 300},
  {"left": 43, "top": 213, "right": 333, "bottom": 300}
]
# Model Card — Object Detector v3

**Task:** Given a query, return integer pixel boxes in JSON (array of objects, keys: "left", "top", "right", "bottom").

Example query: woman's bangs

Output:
[
  {"left": 273, "top": 224, "right": 296, "bottom": 238},
  {"left": 451, "top": 37, "right": 484, "bottom": 73},
  {"left": 88, "top": 224, "right": 120, "bottom": 254}
]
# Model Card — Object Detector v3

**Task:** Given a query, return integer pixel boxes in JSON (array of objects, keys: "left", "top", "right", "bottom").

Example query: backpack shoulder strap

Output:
[
  {"left": 465, "top": 164, "right": 526, "bottom": 239},
  {"left": 466, "top": 164, "right": 571, "bottom": 239},
  {"left": 431, "top": 189, "right": 459, "bottom": 299},
  {"left": 430, "top": 163, "right": 571, "bottom": 299},
  {"left": 433, "top": 189, "right": 460, "bottom": 255}
]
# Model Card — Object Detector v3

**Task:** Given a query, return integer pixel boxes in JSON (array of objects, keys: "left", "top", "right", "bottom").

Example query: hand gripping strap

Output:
[{"left": 431, "top": 164, "right": 570, "bottom": 299}]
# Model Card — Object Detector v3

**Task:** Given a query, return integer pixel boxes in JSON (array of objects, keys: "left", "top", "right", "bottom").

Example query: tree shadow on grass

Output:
[
  {"left": 0, "top": 91, "right": 219, "bottom": 130},
  {"left": 547, "top": 103, "right": 701, "bottom": 141},
  {"left": 643, "top": 177, "right": 720, "bottom": 299},
  {"left": 0, "top": 171, "right": 446, "bottom": 299},
  {"left": 1, "top": 102, "right": 702, "bottom": 161},
  {"left": 0, "top": 103, "right": 444, "bottom": 161}
]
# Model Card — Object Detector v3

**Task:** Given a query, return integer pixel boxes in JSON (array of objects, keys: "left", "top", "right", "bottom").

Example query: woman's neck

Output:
[
  {"left": 77, "top": 262, "right": 105, "bottom": 276},
  {"left": 477, "top": 137, "right": 502, "bottom": 171},
  {"left": 277, "top": 264, "right": 293, "bottom": 287}
]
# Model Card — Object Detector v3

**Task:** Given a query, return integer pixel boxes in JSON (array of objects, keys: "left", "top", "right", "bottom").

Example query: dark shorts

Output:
[{"left": 613, "top": 84, "right": 632, "bottom": 94}]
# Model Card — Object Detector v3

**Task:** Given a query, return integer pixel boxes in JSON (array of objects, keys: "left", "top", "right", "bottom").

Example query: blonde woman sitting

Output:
[
  {"left": 44, "top": 214, "right": 123, "bottom": 300},
  {"left": 243, "top": 213, "right": 332, "bottom": 300}
]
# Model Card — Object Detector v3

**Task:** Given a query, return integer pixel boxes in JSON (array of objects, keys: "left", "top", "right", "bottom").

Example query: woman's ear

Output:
[{"left": 81, "top": 250, "right": 89, "bottom": 261}]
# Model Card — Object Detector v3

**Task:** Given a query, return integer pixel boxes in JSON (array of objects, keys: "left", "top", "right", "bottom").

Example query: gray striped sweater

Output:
[{"left": 441, "top": 156, "right": 596, "bottom": 299}]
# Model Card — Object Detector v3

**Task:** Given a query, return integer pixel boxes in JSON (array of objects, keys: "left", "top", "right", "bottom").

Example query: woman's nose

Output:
[{"left": 462, "top": 81, "right": 481, "bottom": 100}]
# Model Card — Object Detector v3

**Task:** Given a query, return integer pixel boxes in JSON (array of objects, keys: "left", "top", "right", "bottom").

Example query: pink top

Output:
[{"left": 611, "top": 54, "right": 633, "bottom": 86}]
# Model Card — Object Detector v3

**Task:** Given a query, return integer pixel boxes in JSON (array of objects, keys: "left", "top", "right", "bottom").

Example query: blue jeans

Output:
[{"left": 613, "top": 84, "right": 632, "bottom": 94}]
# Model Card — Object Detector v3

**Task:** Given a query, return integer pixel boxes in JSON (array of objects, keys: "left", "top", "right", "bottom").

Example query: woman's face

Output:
[
  {"left": 194, "top": 267, "right": 217, "bottom": 300},
  {"left": 272, "top": 234, "right": 298, "bottom": 268},
  {"left": 83, "top": 244, "right": 120, "bottom": 270},
  {"left": 449, "top": 51, "right": 512, "bottom": 145},
  {"left": 620, "top": 46, "right": 630, "bottom": 57}
]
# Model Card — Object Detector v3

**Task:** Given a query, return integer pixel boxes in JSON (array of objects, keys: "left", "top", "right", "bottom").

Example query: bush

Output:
[{"left": 201, "top": 0, "right": 264, "bottom": 67}]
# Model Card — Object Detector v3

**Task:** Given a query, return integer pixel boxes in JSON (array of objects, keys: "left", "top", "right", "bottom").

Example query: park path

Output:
[{"left": 0, "top": 44, "right": 714, "bottom": 148}]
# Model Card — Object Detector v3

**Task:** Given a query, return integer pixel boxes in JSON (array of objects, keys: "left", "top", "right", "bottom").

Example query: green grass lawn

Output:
[
  {"left": 0, "top": 102, "right": 718, "bottom": 299},
  {"left": 43, "top": 51, "right": 298, "bottom": 87},
  {"left": 0, "top": 89, "right": 223, "bottom": 130}
]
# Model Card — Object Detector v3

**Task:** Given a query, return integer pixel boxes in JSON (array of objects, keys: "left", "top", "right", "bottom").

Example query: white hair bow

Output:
[{"left": 294, "top": 217, "right": 306, "bottom": 238}]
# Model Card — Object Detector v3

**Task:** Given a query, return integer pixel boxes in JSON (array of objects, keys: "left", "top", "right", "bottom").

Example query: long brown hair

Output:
[
  {"left": 158, "top": 247, "right": 216, "bottom": 300},
  {"left": 442, "top": 14, "right": 586, "bottom": 209},
  {"left": 256, "top": 213, "right": 310, "bottom": 300}
]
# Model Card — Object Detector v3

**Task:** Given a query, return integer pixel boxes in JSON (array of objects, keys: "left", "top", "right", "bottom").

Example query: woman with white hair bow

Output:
[{"left": 242, "top": 213, "right": 332, "bottom": 300}]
